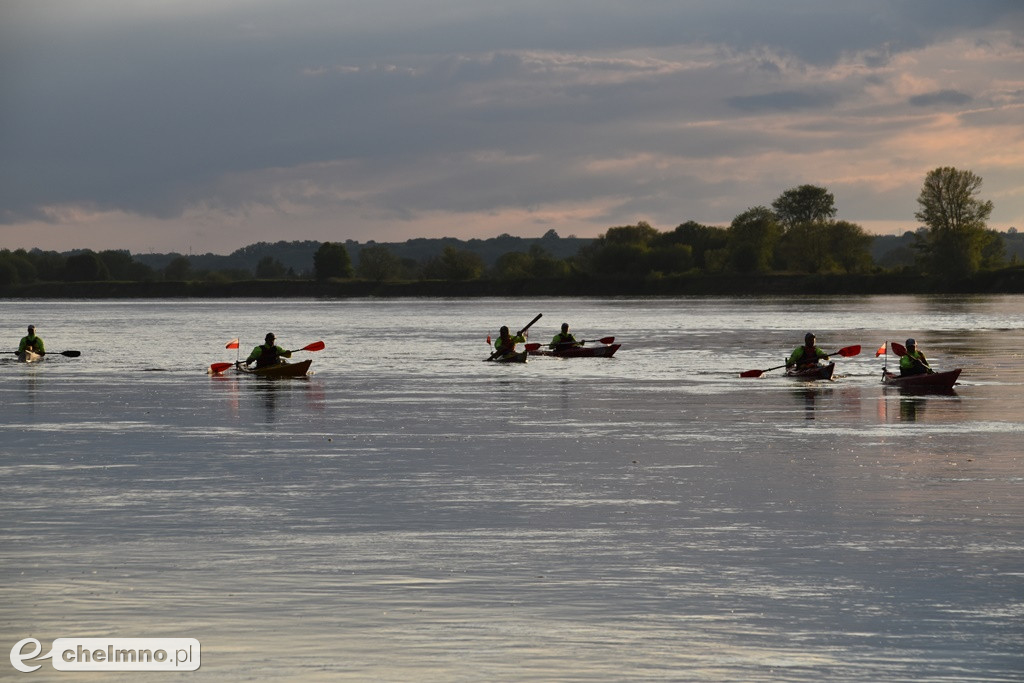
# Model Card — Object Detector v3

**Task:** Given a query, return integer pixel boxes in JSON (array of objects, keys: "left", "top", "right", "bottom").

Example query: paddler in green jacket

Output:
[
  {"left": 899, "top": 338, "right": 933, "bottom": 376},
  {"left": 787, "top": 333, "right": 829, "bottom": 370},
  {"left": 244, "top": 333, "right": 292, "bottom": 369},
  {"left": 549, "top": 322, "right": 579, "bottom": 350},
  {"left": 494, "top": 325, "right": 526, "bottom": 358},
  {"left": 17, "top": 325, "right": 45, "bottom": 359}
]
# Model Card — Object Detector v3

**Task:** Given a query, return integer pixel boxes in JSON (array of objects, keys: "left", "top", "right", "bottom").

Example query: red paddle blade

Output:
[
  {"left": 890, "top": 342, "right": 907, "bottom": 356},
  {"left": 209, "top": 362, "right": 233, "bottom": 374},
  {"left": 836, "top": 345, "right": 861, "bottom": 357},
  {"left": 524, "top": 343, "right": 541, "bottom": 351},
  {"left": 299, "top": 341, "right": 326, "bottom": 352},
  {"left": 598, "top": 336, "right": 615, "bottom": 344},
  {"left": 740, "top": 369, "right": 764, "bottom": 378}
]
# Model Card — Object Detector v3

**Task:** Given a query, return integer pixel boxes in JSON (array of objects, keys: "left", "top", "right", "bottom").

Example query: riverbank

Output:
[{"left": 3, "top": 267, "right": 1023, "bottom": 298}]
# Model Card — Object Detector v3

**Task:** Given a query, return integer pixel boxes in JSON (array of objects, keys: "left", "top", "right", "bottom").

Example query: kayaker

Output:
[
  {"left": 17, "top": 325, "right": 45, "bottom": 358},
  {"left": 244, "top": 333, "right": 293, "bottom": 369},
  {"left": 899, "top": 338, "right": 933, "bottom": 376},
  {"left": 549, "top": 322, "right": 579, "bottom": 349},
  {"left": 494, "top": 325, "right": 526, "bottom": 358},
  {"left": 787, "top": 333, "right": 829, "bottom": 370}
]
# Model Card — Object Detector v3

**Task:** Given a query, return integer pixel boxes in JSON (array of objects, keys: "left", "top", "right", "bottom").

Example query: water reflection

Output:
[
  {"left": 19, "top": 372, "right": 39, "bottom": 419},
  {"left": 877, "top": 387, "right": 961, "bottom": 423},
  {"left": 790, "top": 386, "right": 830, "bottom": 420},
  {"left": 210, "top": 374, "right": 324, "bottom": 423}
]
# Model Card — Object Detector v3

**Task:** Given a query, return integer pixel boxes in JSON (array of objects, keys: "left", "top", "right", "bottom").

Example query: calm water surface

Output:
[{"left": 1, "top": 296, "right": 1022, "bottom": 681}]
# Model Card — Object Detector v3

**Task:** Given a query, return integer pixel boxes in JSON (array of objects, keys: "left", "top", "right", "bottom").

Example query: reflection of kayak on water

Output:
[
  {"left": 235, "top": 359, "right": 313, "bottom": 377},
  {"left": 882, "top": 368, "right": 961, "bottom": 389}
]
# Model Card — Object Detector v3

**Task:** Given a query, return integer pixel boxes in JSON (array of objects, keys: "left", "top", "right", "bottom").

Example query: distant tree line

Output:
[{"left": 2, "top": 168, "right": 1021, "bottom": 293}]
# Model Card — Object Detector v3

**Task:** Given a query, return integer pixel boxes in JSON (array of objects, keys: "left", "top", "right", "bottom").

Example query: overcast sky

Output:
[{"left": 2, "top": 0, "right": 1022, "bottom": 255}]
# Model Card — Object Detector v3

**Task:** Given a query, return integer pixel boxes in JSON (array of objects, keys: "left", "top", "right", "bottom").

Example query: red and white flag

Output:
[
  {"left": 874, "top": 342, "right": 886, "bottom": 357},
  {"left": 225, "top": 338, "right": 240, "bottom": 349}
]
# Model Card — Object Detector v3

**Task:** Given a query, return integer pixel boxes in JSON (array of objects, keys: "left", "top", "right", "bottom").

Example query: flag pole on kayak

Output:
[{"left": 740, "top": 344, "right": 862, "bottom": 378}]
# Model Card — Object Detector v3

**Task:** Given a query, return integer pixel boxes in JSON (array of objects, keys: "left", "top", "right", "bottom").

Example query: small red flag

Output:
[
  {"left": 226, "top": 338, "right": 240, "bottom": 349},
  {"left": 874, "top": 342, "right": 886, "bottom": 357},
  {"left": 486, "top": 334, "right": 491, "bottom": 344}
]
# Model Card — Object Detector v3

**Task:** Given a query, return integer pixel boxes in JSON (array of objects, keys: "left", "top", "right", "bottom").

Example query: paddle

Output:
[
  {"left": 209, "top": 362, "right": 233, "bottom": 375},
  {"left": 740, "top": 344, "right": 861, "bottom": 378},
  {"left": 9, "top": 350, "right": 81, "bottom": 357},
  {"left": 487, "top": 314, "right": 542, "bottom": 361},
  {"left": 291, "top": 340, "right": 326, "bottom": 353},
  {"left": 889, "top": 342, "right": 933, "bottom": 373}
]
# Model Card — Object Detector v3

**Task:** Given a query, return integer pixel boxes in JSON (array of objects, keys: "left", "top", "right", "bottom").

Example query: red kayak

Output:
[
  {"left": 528, "top": 343, "right": 621, "bottom": 358},
  {"left": 882, "top": 368, "right": 961, "bottom": 389},
  {"left": 785, "top": 362, "right": 835, "bottom": 380}
]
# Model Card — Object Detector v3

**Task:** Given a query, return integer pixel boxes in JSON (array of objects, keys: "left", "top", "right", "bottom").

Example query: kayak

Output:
[
  {"left": 17, "top": 350, "right": 44, "bottom": 363},
  {"left": 529, "top": 343, "right": 621, "bottom": 358},
  {"left": 236, "top": 359, "right": 313, "bottom": 377},
  {"left": 488, "top": 351, "right": 528, "bottom": 363},
  {"left": 785, "top": 362, "right": 835, "bottom": 380},
  {"left": 882, "top": 368, "right": 961, "bottom": 389}
]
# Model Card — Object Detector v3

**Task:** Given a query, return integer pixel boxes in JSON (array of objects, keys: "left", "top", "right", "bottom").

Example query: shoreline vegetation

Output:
[
  {"left": 4, "top": 176, "right": 1022, "bottom": 297},
  {"left": 5, "top": 269, "right": 1023, "bottom": 298}
]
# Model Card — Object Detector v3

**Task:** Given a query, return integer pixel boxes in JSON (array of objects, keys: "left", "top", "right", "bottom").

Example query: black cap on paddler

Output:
[
  {"left": 906, "top": 338, "right": 916, "bottom": 347},
  {"left": 265, "top": 333, "right": 275, "bottom": 343},
  {"left": 561, "top": 322, "right": 569, "bottom": 331},
  {"left": 28, "top": 325, "right": 35, "bottom": 333},
  {"left": 804, "top": 332, "right": 815, "bottom": 344}
]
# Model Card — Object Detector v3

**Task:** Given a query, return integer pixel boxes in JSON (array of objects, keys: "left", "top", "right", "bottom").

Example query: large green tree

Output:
[
  {"left": 914, "top": 167, "right": 995, "bottom": 276},
  {"left": 64, "top": 251, "right": 111, "bottom": 281},
  {"left": 727, "top": 207, "right": 781, "bottom": 273},
  {"left": 422, "top": 246, "right": 485, "bottom": 280},
  {"left": 313, "top": 242, "right": 353, "bottom": 280},
  {"left": 827, "top": 220, "right": 873, "bottom": 273},
  {"left": 772, "top": 185, "right": 837, "bottom": 231},
  {"left": 356, "top": 245, "right": 403, "bottom": 281}
]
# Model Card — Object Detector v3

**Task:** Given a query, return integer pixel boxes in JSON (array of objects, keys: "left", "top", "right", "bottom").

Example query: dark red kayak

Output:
[
  {"left": 785, "top": 362, "right": 835, "bottom": 380},
  {"left": 882, "top": 368, "right": 961, "bottom": 389},
  {"left": 528, "top": 343, "right": 621, "bottom": 358}
]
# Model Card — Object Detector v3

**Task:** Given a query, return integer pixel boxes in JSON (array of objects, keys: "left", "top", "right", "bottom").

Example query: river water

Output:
[{"left": 1, "top": 296, "right": 1022, "bottom": 681}]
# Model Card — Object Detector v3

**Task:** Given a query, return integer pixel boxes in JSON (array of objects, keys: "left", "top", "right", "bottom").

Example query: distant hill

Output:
[{"left": 133, "top": 231, "right": 592, "bottom": 275}]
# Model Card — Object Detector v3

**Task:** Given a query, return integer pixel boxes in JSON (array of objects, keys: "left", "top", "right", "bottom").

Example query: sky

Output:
[{"left": 2, "top": 0, "right": 1023, "bottom": 255}]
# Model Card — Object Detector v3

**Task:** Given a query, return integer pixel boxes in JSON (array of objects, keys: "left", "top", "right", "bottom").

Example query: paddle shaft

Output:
[
  {"left": 741, "top": 345, "right": 860, "bottom": 378},
  {"left": 889, "top": 342, "right": 933, "bottom": 373},
  {"left": 9, "top": 350, "right": 80, "bottom": 357},
  {"left": 551, "top": 335, "right": 615, "bottom": 350}
]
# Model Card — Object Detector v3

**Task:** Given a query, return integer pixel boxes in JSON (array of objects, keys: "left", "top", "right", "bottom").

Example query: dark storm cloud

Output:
[
  {"left": 908, "top": 90, "right": 974, "bottom": 107},
  {"left": 727, "top": 90, "right": 840, "bottom": 112}
]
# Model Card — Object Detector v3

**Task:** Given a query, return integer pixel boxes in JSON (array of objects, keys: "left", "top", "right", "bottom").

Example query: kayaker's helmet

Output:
[
  {"left": 499, "top": 326, "right": 509, "bottom": 336},
  {"left": 561, "top": 322, "right": 569, "bottom": 332},
  {"left": 265, "top": 333, "right": 275, "bottom": 343},
  {"left": 804, "top": 332, "right": 815, "bottom": 344},
  {"left": 906, "top": 338, "right": 916, "bottom": 348}
]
